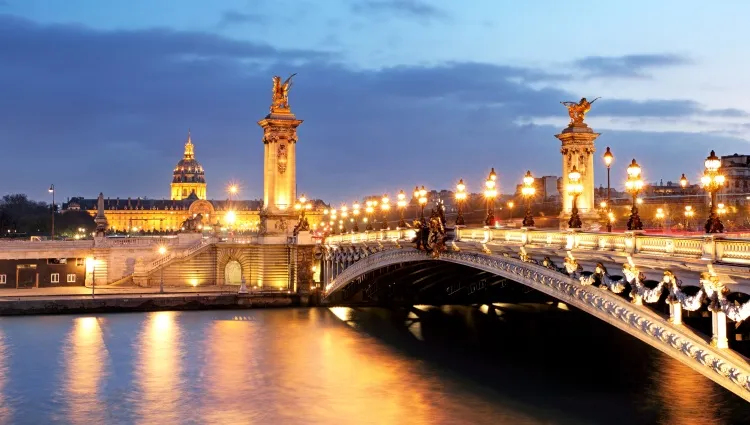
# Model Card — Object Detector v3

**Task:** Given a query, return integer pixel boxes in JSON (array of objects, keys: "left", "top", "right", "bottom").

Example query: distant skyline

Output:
[{"left": 2, "top": 1, "right": 750, "bottom": 204}]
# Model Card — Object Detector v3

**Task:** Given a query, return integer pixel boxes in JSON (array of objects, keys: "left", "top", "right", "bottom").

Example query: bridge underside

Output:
[{"left": 327, "top": 261, "right": 556, "bottom": 307}]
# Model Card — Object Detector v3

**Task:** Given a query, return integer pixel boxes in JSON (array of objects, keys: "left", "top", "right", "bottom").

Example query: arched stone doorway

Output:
[{"left": 224, "top": 260, "right": 242, "bottom": 285}]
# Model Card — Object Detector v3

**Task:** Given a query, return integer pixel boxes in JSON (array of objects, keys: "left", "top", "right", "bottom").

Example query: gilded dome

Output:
[{"left": 172, "top": 131, "right": 205, "bottom": 184}]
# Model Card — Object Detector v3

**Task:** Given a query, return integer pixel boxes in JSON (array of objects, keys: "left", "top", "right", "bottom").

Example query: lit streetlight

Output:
[
  {"left": 655, "top": 208, "right": 665, "bottom": 230},
  {"left": 396, "top": 190, "right": 407, "bottom": 228},
  {"left": 521, "top": 171, "right": 536, "bottom": 228},
  {"left": 365, "top": 201, "right": 375, "bottom": 231},
  {"left": 158, "top": 245, "right": 168, "bottom": 293},
  {"left": 567, "top": 166, "right": 583, "bottom": 229},
  {"left": 416, "top": 186, "right": 428, "bottom": 222},
  {"left": 455, "top": 179, "right": 467, "bottom": 226},
  {"left": 603, "top": 147, "right": 614, "bottom": 232},
  {"left": 352, "top": 202, "right": 361, "bottom": 232},
  {"left": 701, "top": 150, "right": 725, "bottom": 233},
  {"left": 380, "top": 194, "right": 391, "bottom": 230},
  {"left": 625, "top": 159, "right": 644, "bottom": 231},
  {"left": 484, "top": 168, "right": 497, "bottom": 227},
  {"left": 48, "top": 184, "right": 55, "bottom": 240},
  {"left": 684, "top": 205, "right": 695, "bottom": 231}
]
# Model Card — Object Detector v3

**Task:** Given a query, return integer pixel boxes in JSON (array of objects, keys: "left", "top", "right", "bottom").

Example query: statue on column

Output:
[
  {"left": 94, "top": 192, "right": 109, "bottom": 236},
  {"left": 561, "top": 97, "right": 600, "bottom": 127},
  {"left": 271, "top": 73, "right": 297, "bottom": 112}
]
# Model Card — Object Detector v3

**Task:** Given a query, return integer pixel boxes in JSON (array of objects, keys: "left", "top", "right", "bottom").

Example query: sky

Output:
[{"left": 2, "top": 0, "right": 750, "bottom": 204}]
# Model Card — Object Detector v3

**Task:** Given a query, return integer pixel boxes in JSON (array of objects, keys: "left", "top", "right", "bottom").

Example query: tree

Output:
[
  {"left": 56, "top": 210, "right": 96, "bottom": 238},
  {"left": 0, "top": 194, "right": 50, "bottom": 236}
]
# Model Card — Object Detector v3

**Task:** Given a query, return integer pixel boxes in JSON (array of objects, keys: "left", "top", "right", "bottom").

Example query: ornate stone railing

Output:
[
  {"left": 0, "top": 240, "right": 94, "bottom": 250},
  {"left": 323, "top": 229, "right": 416, "bottom": 245},
  {"left": 98, "top": 236, "right": 178, "bottom": 248}
]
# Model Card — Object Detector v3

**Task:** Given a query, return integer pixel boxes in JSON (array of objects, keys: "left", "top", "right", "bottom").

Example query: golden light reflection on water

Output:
[
  {"left": 653, "top": 352, "right": 726, "bottom": 425},
  {"left": 201, "top": 319, "right": 259, "bottom": 424},
  {"left": 62, "top": 317, "right": 109, "bottom": 425},
  {"left": 135, "top": 311, "right": 182, "bottom": 425}
]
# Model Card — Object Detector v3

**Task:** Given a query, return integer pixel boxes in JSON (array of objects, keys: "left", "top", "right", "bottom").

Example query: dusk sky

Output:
[{"left": 2, "top": 1, "right": 750, "bottom": 204}]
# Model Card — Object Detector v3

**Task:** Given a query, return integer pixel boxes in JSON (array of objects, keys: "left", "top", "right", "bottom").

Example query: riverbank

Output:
[{"left": 0, "top": 287, "right": 315, "bottom": 315}]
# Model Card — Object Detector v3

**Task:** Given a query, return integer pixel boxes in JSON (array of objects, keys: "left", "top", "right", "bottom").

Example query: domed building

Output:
[{"left": 171, "top": 131, "right": 207, "bottom": 200}]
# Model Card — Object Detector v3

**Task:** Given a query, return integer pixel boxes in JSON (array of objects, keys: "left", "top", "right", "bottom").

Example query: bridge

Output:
[
  {"left": 5, "top": 77, "right": 750, "bottom": 402},
  {"left": 319, "top": 226, "right": 750, "bottom": 402}
]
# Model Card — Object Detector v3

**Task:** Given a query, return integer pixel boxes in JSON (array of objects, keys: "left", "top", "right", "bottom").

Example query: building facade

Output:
[
  {"left": 720, "top": 153, "right": 750, "bottom": 204},
  {"left": 64, "top": 132, "right": 323, "bottom": 233}
]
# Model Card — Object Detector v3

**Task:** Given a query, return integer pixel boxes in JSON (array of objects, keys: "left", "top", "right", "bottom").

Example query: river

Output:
[{"left": 0, "top": 305, "right": 747, "bottom": 424}]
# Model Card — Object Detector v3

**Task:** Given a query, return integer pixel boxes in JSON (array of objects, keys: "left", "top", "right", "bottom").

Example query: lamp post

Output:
[
  {"left": 680, "top": 173, "right": 688, "bottom": 190},
  {"left": 365, "top": 201, "right": 374, "bottom": 231},
  {"left": 521, "top": 171, "right": 536, "bottom": 227},
  {"left": 507, "top": 201, "right": 514, "bottom": 223},
  {"left": 380, "top": 194, "right": 390, "bottom": 230},
  {"left": 484, "top": 168, "right": 497, "bottom": 227},
  {"left": 158, "top": 245, "right": 167, "bottom": 293},
  {"left": 455, "top": 179, "right": 467, "bottom": 226},
  {"left": 625, "top": 159, "right": 644, "bottom": 231},
  {"left": 48, "top": 184, "right": 55, "bottom": 240},
  {"left": 352, "top": 202, "right": 361, "bottom": 232},
  {"left": 567, "top": 166, "right": 583, "bottom": 229},
  {"left": 417, "top": 186, "right": 428, "bottom": 222},
  {"left": 396, "top": 190, "right": 407, "bottom": 228},
  {"left": 340, "top": 204, "right": 349, "bottom": 233},
  {"left": 655, "top": 208, "right": 665, "bottom": 230},
  {"left": 701, "top": 150, "right": 725, "bottom": 233},
  {"left": 684, "top": 205, "right": 694, "bottom": 231},
  {"left": 603, "top": 147, "right": 614, "bottom": 232}
]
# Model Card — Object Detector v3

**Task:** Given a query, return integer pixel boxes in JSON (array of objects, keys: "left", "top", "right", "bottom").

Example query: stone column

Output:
[
  {"left": 556, "top": 124, "right": 600, "bottom": 230},
  {"left": 669, "top": 301, "right": 683, "bottom": 325},
  {"left": 711, "top": 309, "right": 729, "bottom": 349}
]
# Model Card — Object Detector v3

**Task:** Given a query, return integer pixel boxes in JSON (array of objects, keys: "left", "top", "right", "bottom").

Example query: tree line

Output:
[{"left": 0, "top": 194, "right": 94, "bottom": 239}]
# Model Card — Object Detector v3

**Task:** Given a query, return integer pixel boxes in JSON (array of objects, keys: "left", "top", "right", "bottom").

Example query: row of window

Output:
[{"left": 0, "top": 274, "right": 76, "bottom": 284}]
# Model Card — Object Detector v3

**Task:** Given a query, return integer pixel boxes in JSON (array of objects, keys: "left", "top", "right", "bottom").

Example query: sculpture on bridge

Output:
[
  {"left": 180, "top": 214, "right": 204, "bottom": 232},
  {"left": 271, "top": 73, "right": 297, "bottom": 112},
  {"left": 413, "top": 202, "right": 447, "bottom": 257},
  {"left": 561, "top": 97, "right": 599, "bottom": 127}
]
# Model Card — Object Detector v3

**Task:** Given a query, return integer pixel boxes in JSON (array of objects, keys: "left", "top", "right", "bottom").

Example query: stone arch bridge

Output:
[{"left": 320, "top": 227, "right": 750, "bottom": 402}]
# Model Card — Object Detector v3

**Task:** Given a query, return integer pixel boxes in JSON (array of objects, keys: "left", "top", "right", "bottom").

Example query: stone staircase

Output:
[{"left": 131, "top": 237, "right": 218, "bottom": 286}]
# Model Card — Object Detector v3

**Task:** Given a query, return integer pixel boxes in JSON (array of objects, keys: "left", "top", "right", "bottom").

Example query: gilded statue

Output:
[
  {"left": 560, "top": 97, "right": 600, "bottom": 126},
  {"left": 271, "top": 73, "right": 297, "bottom": 112}
]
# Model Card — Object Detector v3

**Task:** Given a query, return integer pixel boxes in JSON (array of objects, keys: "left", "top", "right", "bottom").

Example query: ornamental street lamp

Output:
[
  {"left": 417, "top": 186, "right": 428, "bottom": 223},
  {"left": 352, "top": 202, "right": 361, "bottom": 232},
  {"left": 380, "top": 194, "right": 390, "bottom": 230},
  {"left": 507, "top": 201, "right": 515, "bottom": 223},
  {"left": 567, "top": 166, "right": 584, "bottom": 229},
  {"left": 701, "top": 150, "right": 725, "bottom": 233},
  {"left": 655, "top": 208, "right": 665, "bottom": 230},
  {"left": 294, "top": 194, "right": 312, "bottom": 231},
  {"left": 484, "top": 168, "right": 497, "bottom": 227},
  {"left": 396, "top": 190, "right": 407, "bottom": 228},
  {"left": 684, "top": 205, "right": 694, "bottom": 230},
  {"left": 365, "top": 201, "right": 374, "bottom": 231},
  {"left": 625, "top": 159, "right": 644, "bottom": 231},
  {"left": 340, "top": 204, "right": 349, "bottom": 233},
  {"left": 455, "top": 179, "right": 467, "bottom": 226},
  {"left": 603, "top": 147, "right": 614, "bottom": 232},
  {"left": 521, "top": 171, "right": 536, "bottom": 227},
  {"left": 717, "top": 203, "right": 727, "bottom": 216},
  {"left": 158, "top": 245, "right": 167, "bottom": 293},
  {"left": 48, "top": 184, "right": 55, "bottom": 240},
  {"left": 680, "top": 173, "right": 688, "bottom": 189}
]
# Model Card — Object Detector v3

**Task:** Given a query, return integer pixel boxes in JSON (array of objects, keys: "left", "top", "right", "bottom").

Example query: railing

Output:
[
  {"left": 101, "top": 236, "right": 178, "bottom": 247},
  {"left": 325, "top": 226, "right": 750, "bottom": 266},
  {"left": 0, "top": 240, "right": 94, "bottom": 250},
  {"left": 145, "top": 237, "right": 216, "bottom": 271}
]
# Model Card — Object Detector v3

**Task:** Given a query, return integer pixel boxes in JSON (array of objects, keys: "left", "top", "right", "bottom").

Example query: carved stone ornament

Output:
[{"left": 277, "top": 143, "right": 288, "bottom": 174}]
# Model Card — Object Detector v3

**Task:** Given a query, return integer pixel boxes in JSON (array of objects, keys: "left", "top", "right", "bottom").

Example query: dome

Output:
[{"left": 172, "top": 131, "right": 206, "bottom": 184}]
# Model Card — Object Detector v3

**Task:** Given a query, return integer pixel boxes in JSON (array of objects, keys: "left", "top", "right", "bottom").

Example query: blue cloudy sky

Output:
[{"left": 2, "top": 0, "right": 750, "bottom": 203}]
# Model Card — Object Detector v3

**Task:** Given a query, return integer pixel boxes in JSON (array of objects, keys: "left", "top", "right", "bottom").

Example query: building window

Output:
[
  {"left": 76, "top": 258, "right": 84, "bottom": 267},
  {"left": 67, "top": 274, "right": 76, "bottom": 283},
  {"left": 51, "top": 273, "right": 60, "bottom": 283},
  {"left": 0, "top": 275, "right": 5, "bottom": 284}
]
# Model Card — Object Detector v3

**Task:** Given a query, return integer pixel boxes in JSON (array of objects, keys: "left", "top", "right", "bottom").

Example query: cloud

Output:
[
  {"left": 0, "top": 14, "right": 747, "bottom": 203},
  {"left": 351, "top": 0, "right": 448, "bottom": 22},
  {"left": 217, "top": 10, "right": 266, "bottom": 28},
  {"left": 573, "top": 54, "right": 692, "bottom": 78}
]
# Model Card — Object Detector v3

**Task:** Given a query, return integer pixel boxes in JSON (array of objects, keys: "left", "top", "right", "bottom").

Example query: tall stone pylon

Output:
[
  {"left": 94, "top": 192, "right": 109, "bottom": 237},
  {"left": 556, "top": 98, "right": 601, "bottom": 230},
  {"left": 258, "top": 74, "right": 303, "bottom": 239}
]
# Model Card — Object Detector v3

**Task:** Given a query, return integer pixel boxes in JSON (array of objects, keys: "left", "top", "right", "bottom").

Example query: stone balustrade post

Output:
[
  {"left": 702, "top": 235, "right": 721, "bottom": 262},
  {"left": 623, "top": 231, "right": 637, "bottom": 254},
  {"left": 669, "top": 301, "right": 683, "bottom": 325},
  {"left": 711, "top": 309, "right": 729, "bottom": 349},
  {"left": 565, "top": 231, "right": 577, "bottom": 250},
  {"left": 520, "top": 228, "right": 529, "bottom": 246},
  {"left": 454, "top": 226, "right": 463, "bottom": 242},
  {"left": 483, "top": 228, "right": 493, "bottom": 242}
]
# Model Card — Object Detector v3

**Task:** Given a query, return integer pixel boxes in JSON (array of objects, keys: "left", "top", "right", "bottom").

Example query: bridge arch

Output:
[{"left": 325, "top": 248, "right": 750, "bottom": 402}]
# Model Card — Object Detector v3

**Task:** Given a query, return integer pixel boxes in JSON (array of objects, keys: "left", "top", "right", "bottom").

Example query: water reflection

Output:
[
  {"left": 0, "top": 330, "right": 9, "bottom": 425},
  {"left": 61, "top": 317, "right": 109, "bottom": 424},
  {"left": 134, "top": 311, "right": 183, "bottom": 425},
  {"left": 652, "top": 352, "right": 726, "bottom": 425}
]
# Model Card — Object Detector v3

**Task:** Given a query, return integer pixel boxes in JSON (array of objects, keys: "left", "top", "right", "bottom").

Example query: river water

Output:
[{"left": 0, "top": 305, "right": 747, "bottom": 424}]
